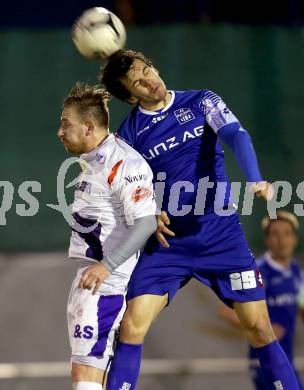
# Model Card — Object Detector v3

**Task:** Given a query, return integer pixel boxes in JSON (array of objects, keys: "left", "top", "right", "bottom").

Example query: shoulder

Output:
[
  {"left": 116, "top": 107, "right": 140, "bottom": 145},
  {"left": 291, "top": 259, "right": 302, "bottom": 277},
  {"left": 106, "top": 135, "right": 152, "bottom": 187}
]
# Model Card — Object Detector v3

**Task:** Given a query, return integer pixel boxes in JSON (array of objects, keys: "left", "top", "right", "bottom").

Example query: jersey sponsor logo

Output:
[
  {"left": 268, "top": 293, "right": 298, "bottom": 307},
  {"left": 73, "top": 324, "right": 94, "bottom": 339},
  {"left": 152, "top": 113, "right": 169, "bottom": 124},
  {"left": 124, "top": 173, "right": 148, "bottom": 184},
  {"left": 75, "top": 181, "right": 91, "bottom": 194},
  {"left": 229, "top": 270, "right": 257, "bottom": 291},
  {"left": 142, "top": 125, "right": 204, "bottom": 160},
  {"left": 174, "top": 108, "right": 195, "bottom": 125},
  {"left": 131, "top": 186, "right": 152, "bottom": 202}
]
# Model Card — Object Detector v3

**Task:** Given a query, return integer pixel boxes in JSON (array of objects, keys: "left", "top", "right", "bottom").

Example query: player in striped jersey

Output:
[
  {"left": 101, "top": 50, "right": 300, "bottom": 390},
  {"left": 57, "top": 82, "right": 157, "bottom": 390}
]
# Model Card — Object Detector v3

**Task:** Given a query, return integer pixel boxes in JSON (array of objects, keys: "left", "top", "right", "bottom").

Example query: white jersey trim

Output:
[{"left": 264, "top": 251, "right": 293, "bottom": 275}]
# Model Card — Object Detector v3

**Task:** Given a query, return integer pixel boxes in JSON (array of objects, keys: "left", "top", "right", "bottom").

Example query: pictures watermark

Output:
[{"left": 1, "top": 157, "right": 304, "bottom": 231}]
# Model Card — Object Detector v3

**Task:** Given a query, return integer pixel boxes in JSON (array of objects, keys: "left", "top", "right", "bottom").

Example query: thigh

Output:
[
  {"left": 120, "top": 293, "right": 168, "bottom": 341},
  {"left": 67, "top": 267, "right": 127, "bottom": 369},
  {"left": 233, "top": 300, "right": 270, "bottom": 329},
  {"left": 193, "top": 214, "right": 266, "bottom": 306}
]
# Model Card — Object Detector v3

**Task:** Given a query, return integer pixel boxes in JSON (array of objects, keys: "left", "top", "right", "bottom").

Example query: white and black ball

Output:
[{"left": 72, "top": 7, "right": 126, "bottom": 60}]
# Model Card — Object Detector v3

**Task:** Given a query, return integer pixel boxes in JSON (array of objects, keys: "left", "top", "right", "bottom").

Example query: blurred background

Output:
[{"left": 1, "top": 0, "right": 304, "bottom": 389}]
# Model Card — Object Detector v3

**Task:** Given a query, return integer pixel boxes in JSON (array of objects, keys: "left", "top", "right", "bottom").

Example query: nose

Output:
[
  {"left": 141, "top": 78, "right": 154, "bottom": 88},
  {"left": 57, "top": 127, "right": 63, "bottom": 138}
]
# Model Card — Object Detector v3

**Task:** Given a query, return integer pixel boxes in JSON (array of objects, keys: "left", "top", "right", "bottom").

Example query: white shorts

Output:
[{"left": 67, "top": 261, "right": 134, "bottom": 370}]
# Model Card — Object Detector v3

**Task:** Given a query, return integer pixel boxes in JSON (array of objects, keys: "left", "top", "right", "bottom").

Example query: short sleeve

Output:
[
  {"left": 108, "top": 156, "right": 156, "bottom": 223},
  {"left": 200, "top": 90, "right": 240, "bottom": 133}
]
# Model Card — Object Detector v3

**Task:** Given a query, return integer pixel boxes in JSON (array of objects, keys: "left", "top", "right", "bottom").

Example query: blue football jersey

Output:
[
  {"left": 250, "top": 252, "right": 303, "bottom": 361},
  {"left": 117, "top": 90, "right": 241, "bottom": 225}
]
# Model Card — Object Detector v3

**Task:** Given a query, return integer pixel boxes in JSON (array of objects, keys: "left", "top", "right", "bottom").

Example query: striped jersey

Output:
[{"left": 68, "top": 133, "right": 156, "bottom": 274}]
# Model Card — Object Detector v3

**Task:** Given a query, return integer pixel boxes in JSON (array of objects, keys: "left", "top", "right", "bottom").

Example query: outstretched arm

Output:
[{"left": 79, "top": 215, "right": 157, "bottom": 294}]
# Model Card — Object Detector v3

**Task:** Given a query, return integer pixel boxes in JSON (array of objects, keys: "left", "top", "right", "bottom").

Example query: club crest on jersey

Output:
[
  {"left": 75, "top": 181, "right": 91, "bottom": 194},
  {"left": 95, "top": 153, "right": 105, "bottom": 164},
  {"left": 174, "top": 108, "right": 195, "bottom": 125}
]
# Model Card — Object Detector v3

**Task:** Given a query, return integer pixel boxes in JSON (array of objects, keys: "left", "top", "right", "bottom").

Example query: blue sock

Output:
[
  {"left": 255, "top": 340, "right": 300, "bottom": 389},
  {"left": 107, "top": 342, "right": 142, "bottom": 390}
]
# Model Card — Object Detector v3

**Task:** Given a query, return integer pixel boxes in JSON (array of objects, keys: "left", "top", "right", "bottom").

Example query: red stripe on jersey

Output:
[{"left": 108, "top": 159, "right": 123, "bottom": 186}]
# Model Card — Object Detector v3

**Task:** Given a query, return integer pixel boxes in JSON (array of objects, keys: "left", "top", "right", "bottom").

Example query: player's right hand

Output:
[
  {"left": 156, "top": 210, "right": 175, "bottom": 248},
  {"left": 78, "top": 262, "right": 110, "bottom": 295},
  {"left": 252, "top": 181, "right": 274, "bottom": 201}
]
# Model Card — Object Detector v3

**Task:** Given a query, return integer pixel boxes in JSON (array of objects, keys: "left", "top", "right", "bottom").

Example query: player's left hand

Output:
[
  {"left": 78, "top": 262, "right": 110, "bottom": 295},
  {"left": 252, "top": 181, "right": 274, "bottom": 201},
  {"left": 156, "top": 210, "right": 175, "bottom": 248}
]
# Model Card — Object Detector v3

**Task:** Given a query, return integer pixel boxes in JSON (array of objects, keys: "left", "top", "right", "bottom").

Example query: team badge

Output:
[{"left": 174, "top": 108, "right": 195, "bottom": 125}]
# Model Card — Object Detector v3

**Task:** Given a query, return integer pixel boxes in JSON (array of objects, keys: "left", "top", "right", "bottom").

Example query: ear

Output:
[
  {"left": 84, "top": 120, "right": 94, "bottom": 136},
  {"left": 127, "top": 96, "right": 139, "bottom": 105}
]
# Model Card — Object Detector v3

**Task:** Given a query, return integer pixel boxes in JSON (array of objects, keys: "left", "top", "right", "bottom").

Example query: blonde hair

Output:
[
  {"left": 63, "top": 82, "right": 111, "bottom": 128},
  {"left": 261, "top": 211, "right": 299, "bottom": 234}
]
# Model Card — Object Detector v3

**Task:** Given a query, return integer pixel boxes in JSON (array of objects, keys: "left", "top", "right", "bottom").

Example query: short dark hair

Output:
[
  {"left": 64, "top": 82, "right": 111, "bottom": 128},
  {"left": 100, "top": 49, "right": 153, "bottom": 102}
]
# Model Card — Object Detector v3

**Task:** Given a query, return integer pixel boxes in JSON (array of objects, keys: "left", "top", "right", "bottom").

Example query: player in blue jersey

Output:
[
  {"left": 219, "top": 211, "right": 304, "bottom": 389},
  {"left": 99, "top": 50, "right": 300, "bottom": 390},
  {"left": 252, "top": 212, "right": 304, "bottom": 389}
]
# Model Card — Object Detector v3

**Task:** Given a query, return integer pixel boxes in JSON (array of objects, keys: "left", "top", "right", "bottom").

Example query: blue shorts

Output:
[{"left": 127, "top": 213, "right": 265, "bottom": 307}]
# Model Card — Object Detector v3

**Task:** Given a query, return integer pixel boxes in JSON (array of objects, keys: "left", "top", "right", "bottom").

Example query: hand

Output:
[
  {"left": 252, "top": 181, "right": 274, "bottom": 201},
  {"left": 271, "top": 323, "right": 285, "bottom": 341},
  {"left": 156, "top": 211, "right": 175, "bottom": 248},
  {"left": 78, "top": 262, "right": 110, "bottom": 295}
]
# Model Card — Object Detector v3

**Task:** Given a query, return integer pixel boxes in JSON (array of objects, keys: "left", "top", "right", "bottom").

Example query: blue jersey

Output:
[
  {"left": 250, "top": 252, "right": 302, "bottom": 362},
  {"left": 117, "top": 90, "right": 245, "bottom": 227}
]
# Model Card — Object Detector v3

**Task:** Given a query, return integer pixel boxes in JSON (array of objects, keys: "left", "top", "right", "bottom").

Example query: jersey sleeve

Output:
[
  {"left": 200, "top": 90, "right": 240, "bottom": 132},
  {"left": 200, "top": 90, "right": 263, "bottom": 182},
  {"left": 108, "top": 155, "right": 156, "bottom": 223}
]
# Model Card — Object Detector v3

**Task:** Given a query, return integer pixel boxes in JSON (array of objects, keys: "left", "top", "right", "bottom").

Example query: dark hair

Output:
[
  {"left": 100, "top": 49, "right": 153, "bottom": 102},
  {"left": 63, "top": 82, "right": 111, "bottom": 128}
]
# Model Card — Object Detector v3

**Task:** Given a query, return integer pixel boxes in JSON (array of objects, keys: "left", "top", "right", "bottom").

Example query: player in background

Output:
[
  {"left": 57, "top": 82, "right": 157, "bottom": 390},
  {"left": 218, "top": 211, "right": 304, "bottom": 389},
  {"left": 100, "top": 49, "right": 300, "bottom": 390}
]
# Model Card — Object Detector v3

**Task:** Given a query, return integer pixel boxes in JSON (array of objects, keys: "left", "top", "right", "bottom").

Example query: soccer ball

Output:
[{"left": 71, "top": 7, "right": 126, "bottom": 60}]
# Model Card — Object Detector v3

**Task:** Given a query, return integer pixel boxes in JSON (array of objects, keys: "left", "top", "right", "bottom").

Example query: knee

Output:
[
  {"left": 243, "top": 316, "right": 275, "bottom": 347},
  {"left": 120, "top": 310, "right": 152, "bottom": 344},
  {"left": 71, "top": 362, "right": 104, "bottom": 383}
]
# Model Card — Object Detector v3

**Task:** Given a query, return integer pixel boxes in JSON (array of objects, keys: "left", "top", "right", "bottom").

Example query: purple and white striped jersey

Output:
[{"left": 68, "top": 133, "right": 156, "bottom": 273}]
